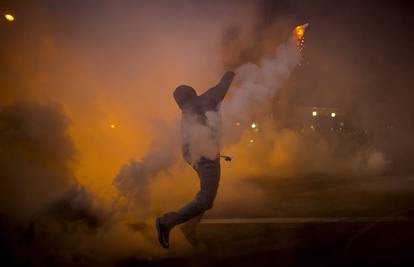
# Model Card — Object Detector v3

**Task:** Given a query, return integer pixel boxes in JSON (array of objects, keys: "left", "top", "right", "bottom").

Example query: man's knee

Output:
[
  {"left": 196, "top": 193, "right": 215, "bottom": 211},
  {"left": 198, "top": 200, "right": 213, "bottom": 211}
]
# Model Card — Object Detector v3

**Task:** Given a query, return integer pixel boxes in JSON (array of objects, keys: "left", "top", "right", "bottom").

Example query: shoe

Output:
[{"left": 156, "top": 217, "right": 170, "bottom": 249}]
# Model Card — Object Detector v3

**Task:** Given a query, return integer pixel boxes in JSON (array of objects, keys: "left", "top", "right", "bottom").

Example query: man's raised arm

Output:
[{"left": 201, "top": 71, "right": 235, "bottom": 108}]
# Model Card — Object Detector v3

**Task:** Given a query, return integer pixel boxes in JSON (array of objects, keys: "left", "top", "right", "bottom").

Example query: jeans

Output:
[{"left": 163, "top": 157, "right": 220, "bottom": 229}]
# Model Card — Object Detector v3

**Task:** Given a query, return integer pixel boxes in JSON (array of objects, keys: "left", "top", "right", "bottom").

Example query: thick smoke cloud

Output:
[
  {"left": 0, "top": 102, "right": 76, "bottom": 220},
  {"left": 113, "top": 121, "right": 179, "bottom": 219},
  {"left": 0, "top": 102, "right": 172, "bottom": 266},
  {"left": 0, "top": 102, "right": 107, "bottom": 265}
]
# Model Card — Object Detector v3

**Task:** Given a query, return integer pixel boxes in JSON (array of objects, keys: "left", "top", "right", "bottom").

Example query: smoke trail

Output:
[
  {"left": 113, "top": 121, "right": 179, "bottom": 219},
  {"left": 221, "top": 34, "right": 301, "bottom": 144}
]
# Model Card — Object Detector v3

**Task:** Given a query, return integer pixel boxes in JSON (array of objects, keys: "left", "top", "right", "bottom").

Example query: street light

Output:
[{"left": 4, "top": 14, "right": 14, "bottom": 22}]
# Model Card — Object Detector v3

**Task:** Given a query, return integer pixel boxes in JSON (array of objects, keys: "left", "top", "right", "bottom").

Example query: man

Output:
[{"left": 156, "top": 71, "right": 235, "bottom": 248}]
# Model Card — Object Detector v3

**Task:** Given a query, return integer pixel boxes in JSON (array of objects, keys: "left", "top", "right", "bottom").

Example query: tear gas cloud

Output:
[{"left": 0, "top": 0, "right": 412, "bottom": 265}]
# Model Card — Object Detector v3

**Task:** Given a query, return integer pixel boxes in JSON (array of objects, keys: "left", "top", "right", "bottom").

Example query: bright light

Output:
[
  {"left": 331, "top": 112, "right": 336, "bottom": 118},
  {"left": 251, "top": 123, "right": 257, "bottom": 129},
  {"left": 295, "top": 26, "right": 305, "bottom": 39},
  {"left": 294, "top": 23, "right": 308, "bottom": 39},
  {"left": 235, "top": 122, "right": 241, "bottom": 127},
  {"left": 110, "top": 124, "right": 116, "bottom": 129},
  {"left": 312, "top": 111, "right": 317, "bottom": 117},
  {"left": 249, "top": 139, "right": 254, "bottom": 143},
  {"left": 4, "top": 14, "right": 14, "bottom": 22}
]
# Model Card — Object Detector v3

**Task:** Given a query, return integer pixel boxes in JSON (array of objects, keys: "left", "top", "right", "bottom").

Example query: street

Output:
[{"left": 123, "top": 174, "right": 414, "bottom": 267}]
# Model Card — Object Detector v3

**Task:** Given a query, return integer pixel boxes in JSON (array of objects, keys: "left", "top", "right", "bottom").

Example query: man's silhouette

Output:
[{"left": 156, "top": 71, "right": 235, "bottom": 248}]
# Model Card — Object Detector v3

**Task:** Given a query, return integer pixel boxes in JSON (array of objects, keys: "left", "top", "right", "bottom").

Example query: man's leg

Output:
[{"left": 157, "top": 157, "right": 220, "bottom": 247}]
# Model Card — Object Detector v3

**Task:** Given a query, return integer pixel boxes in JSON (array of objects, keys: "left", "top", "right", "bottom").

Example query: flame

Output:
[
  {"left": 295, "top": 26, "right": 305, "bottom": 39},
  {"left": 293, "top": 23, "right": 309, "bottom": 40}
]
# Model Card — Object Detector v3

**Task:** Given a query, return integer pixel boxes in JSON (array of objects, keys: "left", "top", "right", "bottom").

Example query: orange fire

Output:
[
  {"left": 295, "top": 26, "right": 305, "bottom": 39},
  {"left": 294, "top": 23, "right": 309, "bottom": 40}
]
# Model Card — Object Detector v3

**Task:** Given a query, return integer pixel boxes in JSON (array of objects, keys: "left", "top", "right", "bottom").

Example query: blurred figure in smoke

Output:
[{"left": 156, "top": 71, "right": 235, "bottom": 248}]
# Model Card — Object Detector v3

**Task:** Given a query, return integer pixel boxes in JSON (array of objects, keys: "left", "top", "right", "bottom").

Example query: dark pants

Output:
[{"left": 163, "top": 157, "right": 220, "bottom": 229}]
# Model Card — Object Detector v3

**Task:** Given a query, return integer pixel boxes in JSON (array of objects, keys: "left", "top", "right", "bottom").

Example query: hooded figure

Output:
[{"left": 156, "top": 71, "right": 235, "bottom": 248}]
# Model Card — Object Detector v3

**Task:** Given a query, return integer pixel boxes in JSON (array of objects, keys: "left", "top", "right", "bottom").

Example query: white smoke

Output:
[
  {"left": 181, "top": 111, "right": 222, "bottom": 164},
  {"left": 113, "top": 121, "right": 179, "bottom": 218},
  {"left": 221, "top": 34, "right": 301, "bottom": 144}
]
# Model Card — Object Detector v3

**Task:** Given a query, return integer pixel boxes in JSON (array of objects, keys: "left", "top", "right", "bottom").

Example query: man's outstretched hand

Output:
[{"left": 221, "top": 71, "right": 236, "bottom": 83}]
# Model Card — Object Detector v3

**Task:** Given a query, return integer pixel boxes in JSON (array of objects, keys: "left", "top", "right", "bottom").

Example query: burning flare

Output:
[
  {"left": 292, "top": 23, "right": 309, "bottom": 57},
  {"left": 294, "top": 23, "right": 309, "bottom": 39}
]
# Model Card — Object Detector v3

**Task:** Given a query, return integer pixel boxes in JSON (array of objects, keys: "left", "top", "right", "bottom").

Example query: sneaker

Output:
[{"left": 155, "top": 217, "right": 170, "bottom": 249}]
